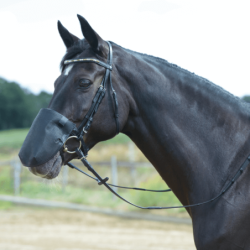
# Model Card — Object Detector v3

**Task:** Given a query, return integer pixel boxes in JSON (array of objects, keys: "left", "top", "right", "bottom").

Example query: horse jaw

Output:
[{"left": 28, "top": 152, "right": 62, "bottom": 179}]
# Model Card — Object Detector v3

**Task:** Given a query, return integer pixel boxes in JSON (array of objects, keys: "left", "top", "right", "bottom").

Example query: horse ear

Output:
[
  {"left": 57, "top": 21, "right": 79, "bottom": 49},
  {"left": 77, "top": 14, "right": 105, "bottom": 53}
]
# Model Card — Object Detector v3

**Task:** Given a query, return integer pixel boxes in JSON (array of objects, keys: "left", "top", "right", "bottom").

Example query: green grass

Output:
[
  {"left": 0, "top": 128, "right": 130, "bottom": 151},
  {"left": 18, "top": 180, "right": 120, "bottom": 207},
  {"left": 0, "top": 201, "right": 13, "bottom": 209},
  {"left": 0, "top": 163, "right": 184, "bottom": 214},
  {"left": 99, "top": 133, "right": 130, "bottom": 145},
  {"left": 0, "top": 128, "right": 29, "bottom": 149},
  {"left": 129, "top": 174, "right": 184, "bottom": 213}
]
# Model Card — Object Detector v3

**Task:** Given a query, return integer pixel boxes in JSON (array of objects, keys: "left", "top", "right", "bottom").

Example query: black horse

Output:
[{"left": 24, "top": 15, "right": 250, "bottom": 249}]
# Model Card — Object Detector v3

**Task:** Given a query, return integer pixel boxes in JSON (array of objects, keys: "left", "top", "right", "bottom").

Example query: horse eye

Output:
[{"left": 79, "top": 79, "right": 91, "bottom": 88}]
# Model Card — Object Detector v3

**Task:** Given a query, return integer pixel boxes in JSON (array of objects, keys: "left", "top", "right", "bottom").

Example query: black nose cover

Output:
[{"left": 19, "top": 108, "right": 76, "bottom": 168}]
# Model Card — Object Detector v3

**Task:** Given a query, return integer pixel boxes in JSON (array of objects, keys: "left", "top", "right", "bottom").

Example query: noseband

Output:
[{"left": 63, "top": 41, "right": 119, "bottom": 157}]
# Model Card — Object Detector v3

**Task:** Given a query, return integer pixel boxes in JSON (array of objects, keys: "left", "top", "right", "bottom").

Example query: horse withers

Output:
[{"left": 19, "top": 15, "right": 250, "bottom": 249}]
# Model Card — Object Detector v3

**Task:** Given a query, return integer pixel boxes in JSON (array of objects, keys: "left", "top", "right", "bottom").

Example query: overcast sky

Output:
[{"left": 0, "top": 0, "right": 249, "bottom": 97}]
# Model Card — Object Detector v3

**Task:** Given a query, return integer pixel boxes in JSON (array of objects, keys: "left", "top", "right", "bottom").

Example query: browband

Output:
[{"left": 64, "top": 58, "right": 112, "bottom": 70}]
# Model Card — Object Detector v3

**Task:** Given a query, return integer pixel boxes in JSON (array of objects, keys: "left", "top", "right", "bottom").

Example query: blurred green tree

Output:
[
  {"left": 0, "top": 78, "right": 52, "bottom": 130},
  {"left": 242, "top": 95, "right": 250, "bottom": 103}
]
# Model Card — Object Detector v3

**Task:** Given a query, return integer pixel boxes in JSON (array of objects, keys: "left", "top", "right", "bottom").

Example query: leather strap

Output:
[
  {"left": 68, "top": 148, "right": 250, "bottom": 210},
  {"left": 67, "top": 162, "right": 171, "bottom": 192},
  {"left": 107, "top": 42, "right": 119, "bottom": 135},
  {"left": 64, "top": 58, "right": 112, "bottom": 70},
  {"left": 66, "top": 41, "right": 120, "bottom": 152}
]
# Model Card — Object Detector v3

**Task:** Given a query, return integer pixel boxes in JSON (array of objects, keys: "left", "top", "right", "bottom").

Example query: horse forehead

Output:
[
  {"left": 63, "top": 50, "right": 96, "bottom": 76},
  {"left": 63, "top": 52, "right": 86, "bottom": 76},
  {"left": 64, "top": 64, "right": 74, "bottom": 76}
]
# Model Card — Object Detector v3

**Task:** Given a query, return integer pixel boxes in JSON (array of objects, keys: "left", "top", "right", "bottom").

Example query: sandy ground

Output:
[{"left": 0, "top": 208, "right": 195, "bottom": 250}]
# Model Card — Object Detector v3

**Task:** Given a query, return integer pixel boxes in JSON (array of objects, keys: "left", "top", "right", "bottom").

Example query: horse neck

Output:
[{"left": 114, "top": 44, "right": 250, "bottom": 210}]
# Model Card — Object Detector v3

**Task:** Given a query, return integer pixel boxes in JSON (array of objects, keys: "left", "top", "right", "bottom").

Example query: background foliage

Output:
[
  {"left": 242, "top": 95, "right": 250, "bottom": 103},
  {"left": 0, "top": 77, "right": 52, "bottom": 130}
]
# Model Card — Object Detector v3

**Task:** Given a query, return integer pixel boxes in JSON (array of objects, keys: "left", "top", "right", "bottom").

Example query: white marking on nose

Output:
[{"left": 64, "top": 64, "right": 74, "bottom": 75}]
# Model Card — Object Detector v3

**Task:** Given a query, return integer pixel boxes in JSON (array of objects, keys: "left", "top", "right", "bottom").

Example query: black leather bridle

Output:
[
  {"left": 63, "top": 41, "right": 119, "bottom": 157},
  {"left": 63, "top": 41, "right": 250, "bottom": 210}
]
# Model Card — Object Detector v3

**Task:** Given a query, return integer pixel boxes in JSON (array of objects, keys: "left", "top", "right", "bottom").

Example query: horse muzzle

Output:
[
  {"left": 28, "top": 152, "right": 62, "bottom": 179},
  {"left": 19, "top": 108, "right": 76, "bottom": 169}
]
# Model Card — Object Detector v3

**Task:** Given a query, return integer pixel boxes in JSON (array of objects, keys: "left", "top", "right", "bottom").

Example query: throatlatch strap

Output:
[
  {"left": 107, "top": 41, "right": 119, "bottom": 135},
  {"left": 110, "top": 73, "right": 119, "bottom": 135}
]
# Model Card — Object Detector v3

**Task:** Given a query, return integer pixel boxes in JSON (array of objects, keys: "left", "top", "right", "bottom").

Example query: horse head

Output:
[{"left": 20, "top": 15, "right": 130, "bottom": 179}]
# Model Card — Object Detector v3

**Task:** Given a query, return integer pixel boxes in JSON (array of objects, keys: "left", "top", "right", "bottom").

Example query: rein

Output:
[
  {"left": 64, "top": 41, "right": 250, "bottom": 209},
  {"left": 67, "top": 151, "right": 250, "bottom": 209}
]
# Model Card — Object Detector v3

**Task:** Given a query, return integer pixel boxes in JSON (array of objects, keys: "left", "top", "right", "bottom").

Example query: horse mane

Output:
[{"left": 111, "top": 42, "right": 247, "bottom": 107}]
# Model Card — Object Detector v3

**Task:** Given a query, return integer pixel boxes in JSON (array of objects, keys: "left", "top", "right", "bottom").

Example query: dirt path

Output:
[{"left": 0, "top": 208, "right": 195, "bottom": 250}]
